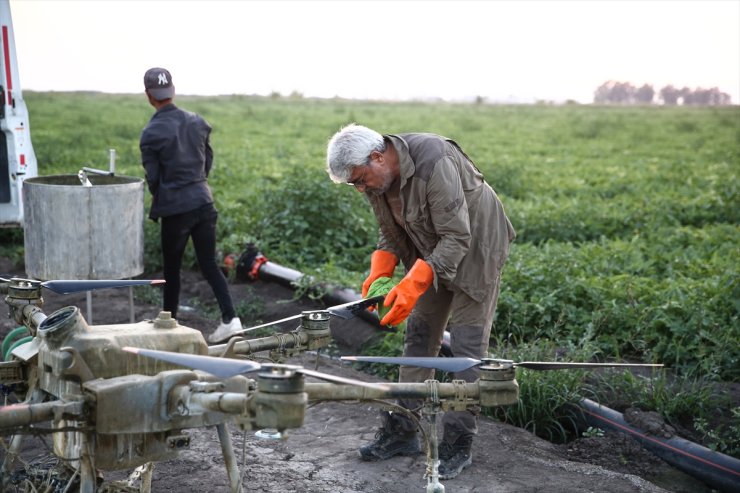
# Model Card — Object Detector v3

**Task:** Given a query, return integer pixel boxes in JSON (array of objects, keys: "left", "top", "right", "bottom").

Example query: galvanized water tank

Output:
[{"left": 23, "top": 174, "right": 145, "bottom": 280}]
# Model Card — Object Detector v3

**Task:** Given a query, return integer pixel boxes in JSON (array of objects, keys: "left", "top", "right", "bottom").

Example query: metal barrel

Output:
[{"left": 22, "top": 174, "right": 144, "bottom": 280}]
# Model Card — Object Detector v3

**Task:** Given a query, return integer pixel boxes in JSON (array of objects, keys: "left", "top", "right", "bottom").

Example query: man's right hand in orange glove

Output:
[
  {"left": 380, "top": 259, "right": 434, "bottom": 327},
  {"left": 362, "top": 250, "right": 398, "bottom": 298}
]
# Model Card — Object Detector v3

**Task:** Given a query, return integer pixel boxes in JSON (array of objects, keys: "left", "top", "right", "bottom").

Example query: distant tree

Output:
[
  {"left": 678, "top": 86, "right": 693, "bottom": 105},
  {"left": 593, "top": 81, "right": 614, "bottom": 103},
  {"left": 635, "top": 84, "right": 655, "bottom": 104},
  {"left": 614, "top": 82, "right": 636, "bottom": 104},
  {"left": 594, "top": 81, "right": 636, "bottom": 104},
  {"left": 711, "top": 88, "right": 732, "bottom": 105},
  {"left": 683, "top": 87, "right": 731, "bottom": 106},
  {"left": 659, "top": 85, "right": 680, "bottom": 105}
]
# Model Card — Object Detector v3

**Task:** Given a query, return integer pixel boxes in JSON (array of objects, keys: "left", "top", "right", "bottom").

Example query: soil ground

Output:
[{"left": 0, "top": 257, "right": 721, "bottom": 492}]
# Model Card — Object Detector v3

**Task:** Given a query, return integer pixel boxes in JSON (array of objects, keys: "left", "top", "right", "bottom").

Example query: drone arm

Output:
[
  {"left": 5, "top": 298, "right": 47, "bottom": 333},
  {"left": 180, "top": 390, "right": 249, "bottom": 416},
  {"left": 208, "top": 331, "right": 308, "bottom": 356},
  {"left": 208, "top": 331, "right": 310, "bottom": 357},
  {"left": 305, "top": 381, "right": 478, "bottom": 402},
  {"left": 20, "top": 305, "right": 47, "bottom": 334},
  {"left": 305, "top": 370, "right": 519, "bottom": 409},
  {"left": 0, "top": 399, "right": 83, "bottom": 430}
]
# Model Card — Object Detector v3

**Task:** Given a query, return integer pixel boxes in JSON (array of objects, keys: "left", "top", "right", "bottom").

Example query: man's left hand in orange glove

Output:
[{"left": 379, "top": 259, "right": 434, "bottom": 327}]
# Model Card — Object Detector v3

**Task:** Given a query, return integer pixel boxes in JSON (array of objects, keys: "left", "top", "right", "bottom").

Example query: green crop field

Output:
[{"left": 2, "top": 92, "right": 738, "bottom": 450}]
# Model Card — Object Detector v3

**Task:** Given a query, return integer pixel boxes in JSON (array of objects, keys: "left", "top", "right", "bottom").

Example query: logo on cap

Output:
[{"left": 157, "top": 73, "right": 168, "bottom": 85}]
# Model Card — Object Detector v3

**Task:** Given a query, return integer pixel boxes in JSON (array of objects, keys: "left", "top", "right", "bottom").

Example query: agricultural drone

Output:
[{"left": 0, "top": 275, "right": 662, "bottom": 493}]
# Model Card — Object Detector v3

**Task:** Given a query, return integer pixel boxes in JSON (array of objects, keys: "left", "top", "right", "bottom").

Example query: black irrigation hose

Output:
[{"left": 579, "top": 398, "right": 740, "bottom": 493}]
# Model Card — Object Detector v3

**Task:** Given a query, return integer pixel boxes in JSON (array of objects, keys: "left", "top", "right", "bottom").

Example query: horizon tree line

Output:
[{"left": 594, "top": 80, "right": 732, "bottom": 105}]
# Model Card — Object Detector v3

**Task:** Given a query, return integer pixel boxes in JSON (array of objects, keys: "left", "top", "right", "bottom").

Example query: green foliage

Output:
[
  {"left": 694, "top": 408, "right": 740, "bottom": 457},
  {"left": 358, "top": 329, "right": 406, "bottom": 382},
  {"left": 132, "top": 285, "right": 162, "bottom": 306},
  {"left": 582, "top": 426, "right": 605, "bottom": 438},
  {"left": 0, "top": 228, "right": 24, "bottom": 267},
  {"left": 495, "top": 225, "right": 739, "bottom": 380},
  {"left": 487, "top": 341, "right": 593, "bottom": 443},
  {"left": 248, "top": 166, "right": 376, "bottom": 270}
]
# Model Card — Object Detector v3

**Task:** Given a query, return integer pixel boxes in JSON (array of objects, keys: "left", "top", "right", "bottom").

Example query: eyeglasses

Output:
[{"left": 346, "top": 164, "right": 369, "bottom": 188}]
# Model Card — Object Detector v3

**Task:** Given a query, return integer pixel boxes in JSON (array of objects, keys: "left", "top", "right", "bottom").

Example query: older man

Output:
[{"left": 326, "top": 124, "right": 515, "bottom": 479}]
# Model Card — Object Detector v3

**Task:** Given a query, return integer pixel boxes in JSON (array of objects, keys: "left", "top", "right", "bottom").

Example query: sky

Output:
[{"left": 7, "top": 0, "right": 740, "bottom": 104}]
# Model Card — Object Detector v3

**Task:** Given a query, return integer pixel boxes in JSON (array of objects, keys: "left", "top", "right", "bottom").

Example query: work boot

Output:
[
  {"left": 359, "top": 411, "right": 421, "bottom": 461},
  {"left": 438, "top": 434, "right": 473, "bottom": 479}
]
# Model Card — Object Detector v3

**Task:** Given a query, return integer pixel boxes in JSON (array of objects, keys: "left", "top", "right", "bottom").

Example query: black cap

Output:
[{"left": 144, "top": 67, "right": 175, "bottom": 100}]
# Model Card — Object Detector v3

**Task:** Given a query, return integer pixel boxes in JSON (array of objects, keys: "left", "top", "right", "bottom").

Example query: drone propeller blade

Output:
[
  {"left": 230, "top": 295, "right": 385, "bottom": 338},
  {"left": 326, "top": 295, "right": 385, "bottom": 320},
  {"left": 122, "top": 347, "right": 261, "bottom": 378},
  {"left": 343, "top": 356, "right": 665, "bottom": 374},
  {"left": 123, "top": 348, "right": 388, "bottom": 390},
  {"left": 42, "top": 279, "right": 166, "bottom": 294},
  {"left": 514, "top": 361, "right": 664, "bottom": 371},
  {"left": 342, "top": 356, "right": 482, "bottom": 373}
]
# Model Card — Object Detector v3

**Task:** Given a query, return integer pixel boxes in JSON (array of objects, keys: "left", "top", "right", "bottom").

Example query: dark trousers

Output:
[
  {"left": 397, "top": 275, "right": 502, "bottom": 443},
  {"left": 160, "top": 203, "right": 235, "bottom": 322}
]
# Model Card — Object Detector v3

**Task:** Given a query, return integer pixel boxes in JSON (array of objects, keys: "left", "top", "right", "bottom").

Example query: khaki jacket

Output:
[{"left": 367, "top": 134, "right": 515, "bottom": 302}]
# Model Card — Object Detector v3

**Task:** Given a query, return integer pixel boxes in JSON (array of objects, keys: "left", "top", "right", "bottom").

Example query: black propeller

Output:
[
  {"left": 341, "top": 356, "right": 664, "bottom": 373},
  {"left": 1, "top": 277, "right": 165, "bottom": 294},
  {"left": 228, "top": 295, "right": 385, "bottom": 337},
  {"left": 122, "top": 347, "right": 388, "bottom": 390}
]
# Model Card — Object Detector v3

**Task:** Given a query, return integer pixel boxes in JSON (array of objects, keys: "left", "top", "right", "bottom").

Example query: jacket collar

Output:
[{"left": 385, "top": 134, "right": 415, "bottom": 189}]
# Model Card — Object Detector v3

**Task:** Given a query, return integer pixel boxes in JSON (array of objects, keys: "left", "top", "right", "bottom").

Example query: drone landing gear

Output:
[
  {"left": 217, "top": 423, "right": 244, "bottom": 493},
  {"left": 423, "top": 380, "right": 445, "bottom": 493}
]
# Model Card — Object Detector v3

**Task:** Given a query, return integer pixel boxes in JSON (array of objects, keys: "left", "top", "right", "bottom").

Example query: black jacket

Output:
[{"left": 140, "top": 103, "right": 214, "bottom": 220}]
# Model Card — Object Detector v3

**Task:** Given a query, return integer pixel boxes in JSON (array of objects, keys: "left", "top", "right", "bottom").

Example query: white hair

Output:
[{"left": 326, "top": 123, "right": 386, "bottom": 183}]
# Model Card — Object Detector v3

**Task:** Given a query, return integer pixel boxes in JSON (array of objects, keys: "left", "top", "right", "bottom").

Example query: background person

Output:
[
  {"left": 139, "top": 67, "right": 241, "bottom": 343},
  {"left": 326, "top": 123, "right": 515, "bottom": 480}
]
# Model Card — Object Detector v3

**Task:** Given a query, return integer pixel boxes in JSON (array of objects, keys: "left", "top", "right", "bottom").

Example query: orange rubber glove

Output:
[
  {"left": 380, "top": 259, "right": 434, "bottom": 327},
  {"left": 361, "top": 250, "right": 399, "bottom": 298}
]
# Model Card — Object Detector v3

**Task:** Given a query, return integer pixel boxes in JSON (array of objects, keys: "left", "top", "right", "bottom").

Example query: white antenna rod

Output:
[{"left": 109, "top": 148, "right": 116, "bottom": 174}]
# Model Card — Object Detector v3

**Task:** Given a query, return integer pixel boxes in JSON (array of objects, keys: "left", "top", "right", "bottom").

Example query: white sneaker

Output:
[{"left": 208, "top": 317, "right": 243, "bottom": 343}]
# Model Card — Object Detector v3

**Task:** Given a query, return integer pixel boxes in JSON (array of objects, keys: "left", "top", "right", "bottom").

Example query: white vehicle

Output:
[{"left": 0, "top": 0, "right": 37, "bottom": 226}]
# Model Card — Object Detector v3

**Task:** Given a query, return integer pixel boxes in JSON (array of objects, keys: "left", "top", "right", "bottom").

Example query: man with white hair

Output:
[{"left": 326, "top": 124, "right": 515, "bottom": 479}]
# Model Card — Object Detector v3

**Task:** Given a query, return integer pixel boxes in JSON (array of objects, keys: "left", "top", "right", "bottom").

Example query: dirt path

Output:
[{"left": 0, "top": 258, "right": 713, "bottom": 492}]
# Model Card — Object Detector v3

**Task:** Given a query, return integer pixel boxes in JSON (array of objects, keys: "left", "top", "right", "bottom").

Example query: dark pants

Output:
[
  {"left": 397, "top": 275, "right": 502, "bottom": 444},
  {"left": 160, "top": 203, "right": 235, "bottom": 322}
]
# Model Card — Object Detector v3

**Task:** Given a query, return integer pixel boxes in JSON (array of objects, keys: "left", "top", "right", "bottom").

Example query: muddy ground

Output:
[{"left": 0, "top": 257, "right": 718, "bottom": 492}]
